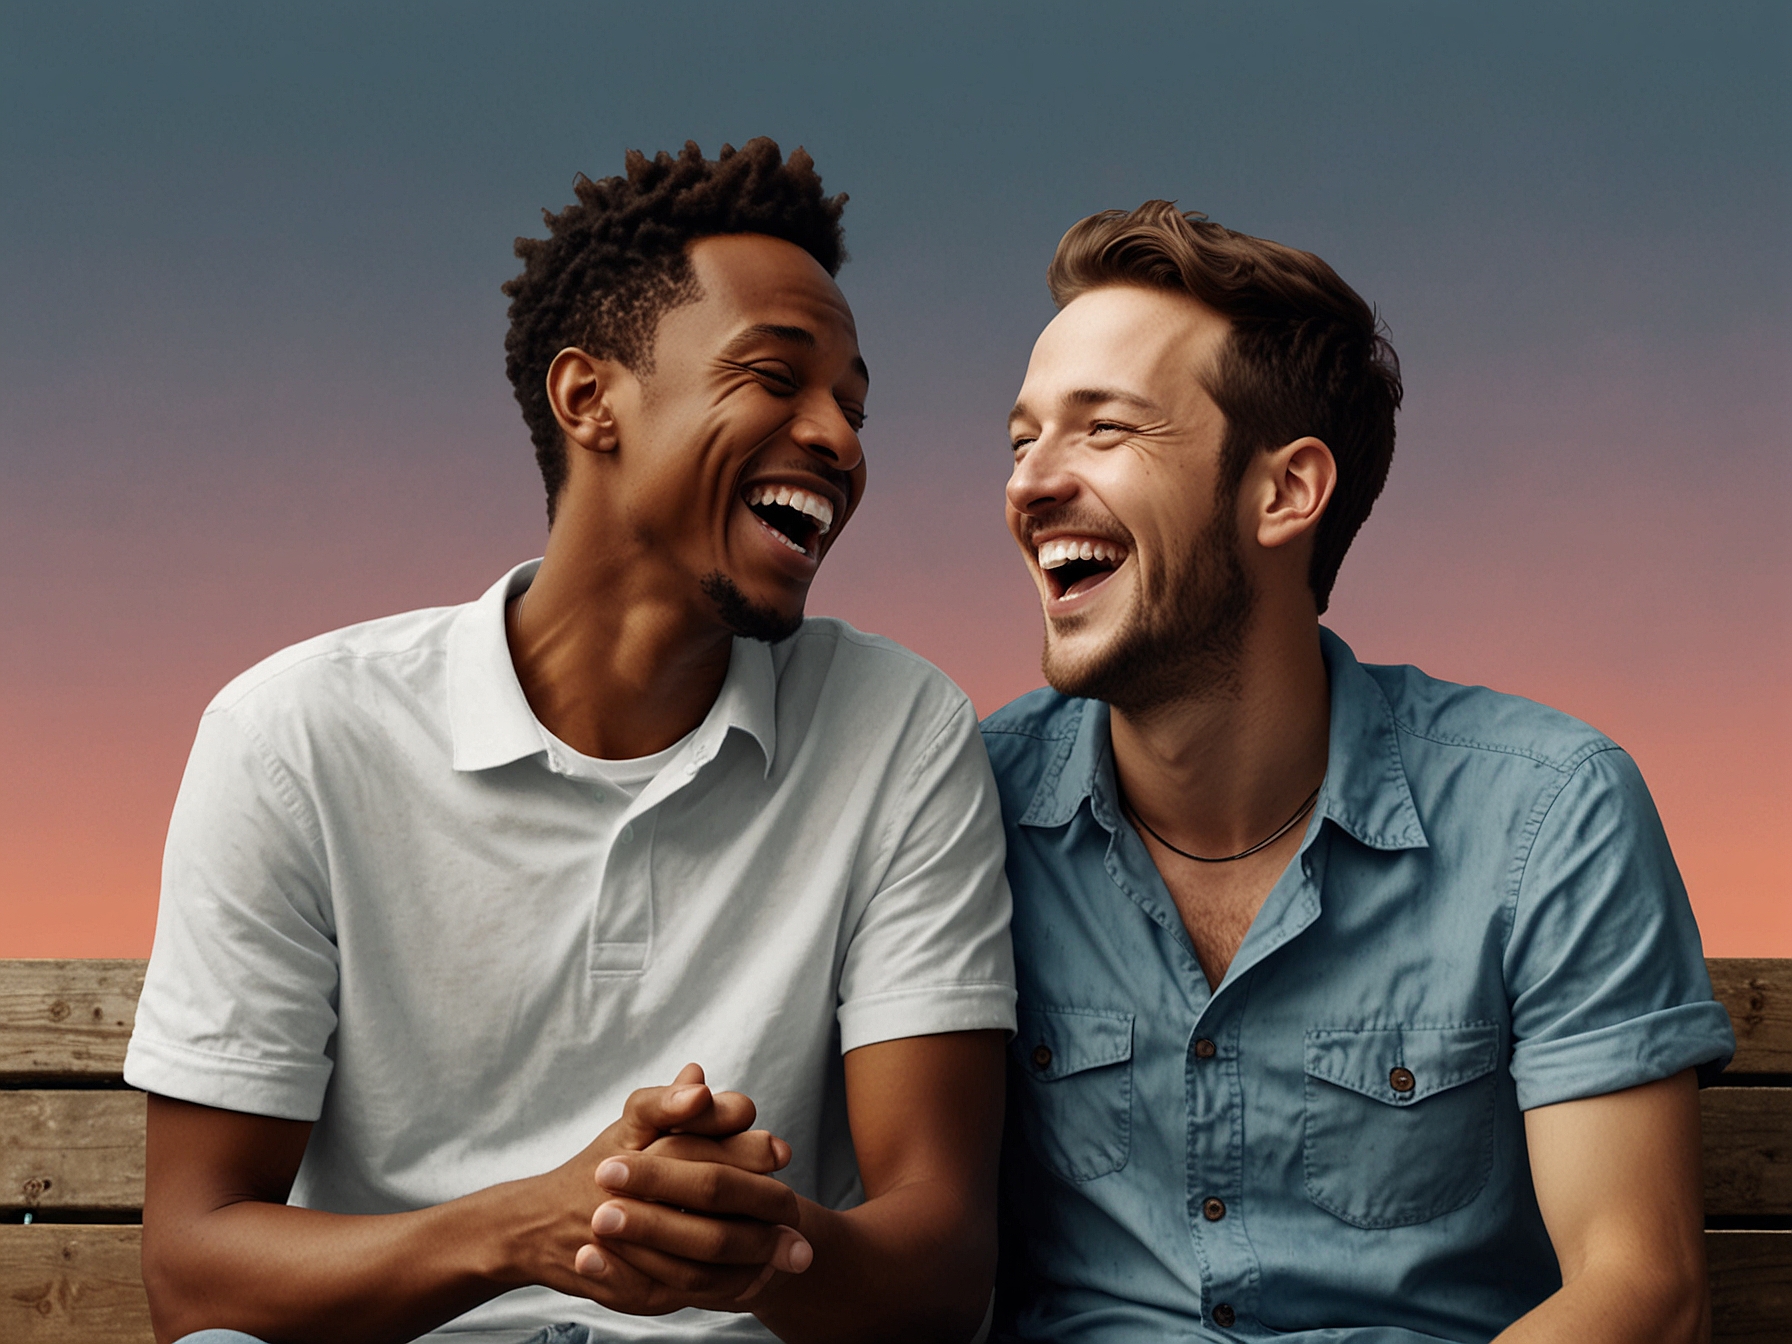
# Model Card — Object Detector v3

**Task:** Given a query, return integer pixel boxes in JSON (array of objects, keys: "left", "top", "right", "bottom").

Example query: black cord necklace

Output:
[{"left": 1121, "top": 783, "right": 1321, "bottom": 864}]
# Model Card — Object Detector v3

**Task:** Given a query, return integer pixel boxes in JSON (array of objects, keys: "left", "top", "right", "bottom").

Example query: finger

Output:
[
  {"left": 640, "top": 1129, "right": 791, "bottom": 1174},
  {"left": 667, "top": 1088, "right": 758, "bottom": 1138},
  {"left": 597, "top": 1235, "right": 774, "bottom": 1301},
  {"left": 595, "top": 1155, "right": 801, "bottom": 1226},
  {"left": 591, "top": 1196, "right": 813, "bottom": 1274},
  {"left": 573, "top": 1238, "right": 704, "bottom": 1312},
  {"left": 616, "top": 1070, "right": 714, "bottom": 1147}
]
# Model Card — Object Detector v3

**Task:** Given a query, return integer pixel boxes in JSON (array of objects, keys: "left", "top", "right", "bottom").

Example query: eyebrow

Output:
[
  {"left": 1008, "top": 386, "right": 1162, "bottom": 425},
  {"left": 723, "top": 323, "right": 870, "bottom": 386}
]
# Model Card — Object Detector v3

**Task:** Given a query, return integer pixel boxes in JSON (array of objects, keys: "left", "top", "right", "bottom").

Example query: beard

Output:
[
  {"left": 1041, "top": 501, "right": 1255, "bottom": 718},
  {"left": 701, "top": 571, "right": 803, "bottom": 644}
]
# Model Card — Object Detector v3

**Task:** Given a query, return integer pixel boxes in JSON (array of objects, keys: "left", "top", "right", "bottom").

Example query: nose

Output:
[
  {"left": 796, "top": 397, "right": 864, "bottom": 475},
  {"left": 1006, "top": 433, "right": 1077, "bottom": 518}
]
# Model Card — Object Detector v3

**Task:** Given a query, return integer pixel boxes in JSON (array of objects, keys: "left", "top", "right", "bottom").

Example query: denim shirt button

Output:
[
  {"left": 1212, "top": 1303, "right": 1236, "bottom": 1328},
  {"left": 1202, "top": 1196, "right": 1227, "bottom": 1221},
  {"left": 1193, "top": 1037, "right": 1217, "bottom": 1059},
  {"left": 1390, "top": 1066, "right": 1416, "bottom": 1093},
  {"left": 1032, "top": 1044, "right": 1053, "bottom": 1070}
]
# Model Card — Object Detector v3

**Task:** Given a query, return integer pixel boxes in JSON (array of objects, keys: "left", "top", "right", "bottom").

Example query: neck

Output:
[
  {"left": 1109, "top": 609, "right": 1330, "bottom": 858},
  {"left": 506, "top": 501, "right": 734, "bottom": 761}
]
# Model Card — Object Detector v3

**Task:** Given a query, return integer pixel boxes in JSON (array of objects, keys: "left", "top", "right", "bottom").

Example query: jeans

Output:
[{"left": 175, "top": 1328, "right": 590, "bottom": 1344}]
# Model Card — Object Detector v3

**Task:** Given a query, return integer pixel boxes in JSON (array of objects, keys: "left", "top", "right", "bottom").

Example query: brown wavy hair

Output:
[
  {"left": 503, "top": 139, "right": 848, "bottom": 521},
  {"left": 1047, "top": 201, "right": 1402, "bottom": 613}
]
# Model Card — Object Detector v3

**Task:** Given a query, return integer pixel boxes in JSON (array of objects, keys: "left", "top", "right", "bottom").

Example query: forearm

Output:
[
  {"left": 1492, "top": 1256, "right": 1709, "bottom": 1344},
  {"left": 750, "top": 1182, "right": 993, "bottom": 1344},
  {"left": 143, "top": 1177, "right": 543, "bottom": 1344}
]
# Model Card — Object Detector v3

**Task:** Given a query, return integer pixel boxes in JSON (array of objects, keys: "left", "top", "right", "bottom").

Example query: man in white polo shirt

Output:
[{"left": 125, "top": 139, "right": 1015, "bottom": 1344}]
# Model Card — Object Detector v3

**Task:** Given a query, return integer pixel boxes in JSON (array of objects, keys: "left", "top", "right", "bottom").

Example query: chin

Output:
[{"left": 702, "top": 572, "right": 805, "bottom": 643}]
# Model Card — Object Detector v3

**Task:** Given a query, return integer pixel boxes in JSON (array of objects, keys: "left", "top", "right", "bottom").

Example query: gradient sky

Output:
[{"left": 3, "top": 1, "right": 1787, "bottom": 958}]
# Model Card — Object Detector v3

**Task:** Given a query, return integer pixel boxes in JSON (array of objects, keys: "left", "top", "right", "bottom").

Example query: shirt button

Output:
[
  {"left": 618, "top": 824, "right": 634, "bottom": 844},
  {"left": 1032, "top": 1044, "right": 1053, "bottom": 1070},
  {"left": 1390, "top": 1066, "right": 1416, "bottom": 1094},
  {"left": 1212, "top": 1303, "right": 1236, "bottom": 1328},
  {"left": 1194, "top": 1037, "right": 1217, "bottom": 1059},
  {"left": 1202, "top": 1196, "right": 1226, "bottom": 1221}
]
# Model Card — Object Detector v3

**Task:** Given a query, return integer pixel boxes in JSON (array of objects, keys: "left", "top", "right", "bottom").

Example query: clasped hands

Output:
[{"left": 543, "top": 1062, "right": 811, "bottom": 1315}]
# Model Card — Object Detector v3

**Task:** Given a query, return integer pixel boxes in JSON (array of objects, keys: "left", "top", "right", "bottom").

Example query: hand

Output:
[
  {"left": 579, "top": 1141, "right": 811, "bottom": 1310},
  {"left": 518, "top": 1064, "right": 810, "bottom": 1313}
]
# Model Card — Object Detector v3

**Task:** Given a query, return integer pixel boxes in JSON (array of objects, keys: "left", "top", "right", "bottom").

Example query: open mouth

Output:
[
  {"left": 744, "top": 483, "right": 835, "bottom": 559},
  {"left": 1037, "top": 536, "right": 1128, "bottom": 599}
]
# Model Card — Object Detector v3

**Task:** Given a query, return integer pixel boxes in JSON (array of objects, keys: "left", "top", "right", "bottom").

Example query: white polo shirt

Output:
[{"left": 125, "top": 560, "right": 1017, "bottom": 1342}]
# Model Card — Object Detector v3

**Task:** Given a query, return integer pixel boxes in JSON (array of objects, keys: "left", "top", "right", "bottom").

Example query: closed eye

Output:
[{"left": 748, "top": 363, "right": 799, "bottom": 391}]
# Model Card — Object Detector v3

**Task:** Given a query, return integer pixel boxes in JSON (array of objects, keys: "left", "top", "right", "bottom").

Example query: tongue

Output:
[{"left": 1064, "top": 568, "right": 1114, "bottom": 597}]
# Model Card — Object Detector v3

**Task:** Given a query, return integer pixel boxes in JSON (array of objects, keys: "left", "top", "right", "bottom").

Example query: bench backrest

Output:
[{"left": 2, "top": 957, "right": 1788, "bottom": 1341}]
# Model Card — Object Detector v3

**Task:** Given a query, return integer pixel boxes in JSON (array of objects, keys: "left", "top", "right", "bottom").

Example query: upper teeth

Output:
[
  {"left": 745, "top": 483, "right": 834, "bottom": 534},
  {"left": 1037, "top": 537, "right": 1124, "bottom": 570}
]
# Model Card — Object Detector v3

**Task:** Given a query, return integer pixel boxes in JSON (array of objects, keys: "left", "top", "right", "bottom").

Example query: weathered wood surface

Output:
[
  {"left": 0, "top": 961, "right": 144, "bottom": 1084},
  {"left": 1710, "top": 958, "right": 1792, "bottom": 1076},
  {"left": 0, "top": 1224, "right": 1779, "bottom": 1344},
  {"left": 0, "top": 957, "right": 1781, "bottom": 1342},
  {"left": 1709, "top": 1228, "right": 1792, "bottom": 1344},
  {"left": 1704, "top": 1088, "right": 1792, "bottom": 1218},
  {"left": 0, "top": 1224, "right": 152, "bottom": 1342},
  {"left": 0, "top": 1092, "right": 145, "bottom": 1214}
]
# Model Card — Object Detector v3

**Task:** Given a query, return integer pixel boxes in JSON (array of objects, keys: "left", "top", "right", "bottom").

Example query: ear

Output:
[
  {"left": 1254, "top": 436, "right": 1337, "bottom": 551},
  {"left": 545, "top": 347, "right": 630, "bottom": 454}
]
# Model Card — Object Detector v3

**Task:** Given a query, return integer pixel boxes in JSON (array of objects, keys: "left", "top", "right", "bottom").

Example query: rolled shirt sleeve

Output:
[
  {"left": 835, "top": 699, "right": 1017, "bottom": 1054},
  {"left": 1503, "top": 746, "right": 1734, "bottom": 1111},
  {"left": 124, "top": 702, "right": 341, "bottom": 1121}
]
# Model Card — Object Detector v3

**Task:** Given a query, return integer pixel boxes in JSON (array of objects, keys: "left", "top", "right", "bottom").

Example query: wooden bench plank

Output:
[
  {"left": 0, "top": 1223, "right": 1777, "bottom": 1344},
  {"left": 0, "top": 1092, "right": 145, "bottom": 1215},
  {"left": 1703, "top": 1088, "right": 1792, "bottom": 1218},
  {"left": 1708, "top": 1228, "right": 1792, "bottom": 1344},
  {"left": 1710, "top": 959, "right": 1792, "bottom": 1076},
  {"left": 0, "top": 962, "right": 144, "bottom": 1085},
  {"left": 0, "top": 1224, "right": 152, "bottom": 1343}
]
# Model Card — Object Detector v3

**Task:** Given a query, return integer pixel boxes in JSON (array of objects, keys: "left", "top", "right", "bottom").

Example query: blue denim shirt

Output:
[{"left": 983, "top": 629, "right": 1734, "bottom": 1344}]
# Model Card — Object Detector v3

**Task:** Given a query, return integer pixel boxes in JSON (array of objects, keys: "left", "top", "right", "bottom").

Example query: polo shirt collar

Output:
[
  {"left": 447, "top": 561, "right": 547, "bottom": 772},
  {"left": 446, "top": 559, "right": 778, "bottom": 776},
  {"left": 1016, "top": 626, "right": 1428, "bottom": 853}
]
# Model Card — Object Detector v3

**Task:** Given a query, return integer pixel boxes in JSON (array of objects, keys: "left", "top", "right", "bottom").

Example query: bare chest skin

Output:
[{"left": 1141, "top": 823, "right": 1308, "bottom": 990}]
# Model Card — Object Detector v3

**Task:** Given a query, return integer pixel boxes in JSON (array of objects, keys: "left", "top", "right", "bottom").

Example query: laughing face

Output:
[
  {"left": 570, "top": 232, "right": 868, "bottom": 642},
  {"left": 1006, "top": 285, "right": 1255, "bottom": 713}
]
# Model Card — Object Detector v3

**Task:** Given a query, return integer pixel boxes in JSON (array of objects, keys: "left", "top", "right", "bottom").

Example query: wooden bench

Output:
[{"left": 3, "top": 958, "right": 1788, "bottom": 1342}]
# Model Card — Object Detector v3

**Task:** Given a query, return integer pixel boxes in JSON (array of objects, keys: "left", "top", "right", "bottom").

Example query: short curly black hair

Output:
[{"left": 502, "top": 138, "right": 848, "bottom": 521}]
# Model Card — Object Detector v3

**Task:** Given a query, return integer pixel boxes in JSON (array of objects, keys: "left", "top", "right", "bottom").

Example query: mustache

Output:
[
  {"left": 756, "top": 456, "right": 855, "bottom": 496},
  {"left": 1020, "top": 507, "right": 1136, "bottom": 550}
]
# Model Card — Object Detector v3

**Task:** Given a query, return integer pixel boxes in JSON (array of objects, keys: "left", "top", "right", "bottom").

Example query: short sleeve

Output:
[
  {"left": 1503, "top": 747, "right": 1734, "bottom": 1110},
  {"left": 123, "top": 703, "right": 341, "bottom": 1120},
  {"left": 835, "top": 699, "right": 1017, "bottom": 1053}
]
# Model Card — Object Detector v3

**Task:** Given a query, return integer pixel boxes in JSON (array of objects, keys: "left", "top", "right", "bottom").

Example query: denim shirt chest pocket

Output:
[
  {"left": 1012, "top": 1006, "right": 1134, "bottom": 1182},
  {"left": 1303, "top": 1022, "right": 1501, "bottom": 1228}
]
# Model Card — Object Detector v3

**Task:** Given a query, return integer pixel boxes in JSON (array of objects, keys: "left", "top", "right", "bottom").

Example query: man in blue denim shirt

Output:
[{"left": 985, "top": 202, "right": 1735, "bottom": 1343}]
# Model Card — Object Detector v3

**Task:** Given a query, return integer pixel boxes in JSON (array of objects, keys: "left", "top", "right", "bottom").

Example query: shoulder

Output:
[
  {"left": 774, "top": 616, "right": 973, "bottom": 721},
  {"left": 205, "top": 602, "right": 461, "bottom": 735},
  {"left": 980, "top": 685, "right": 1083, "bottom": 744},
  {"left": 978, "top": 687, "right": 1086, "bottom": 805},
  {"left": 1362, "top": 658, "right": 1617, "bottom": 779}
]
